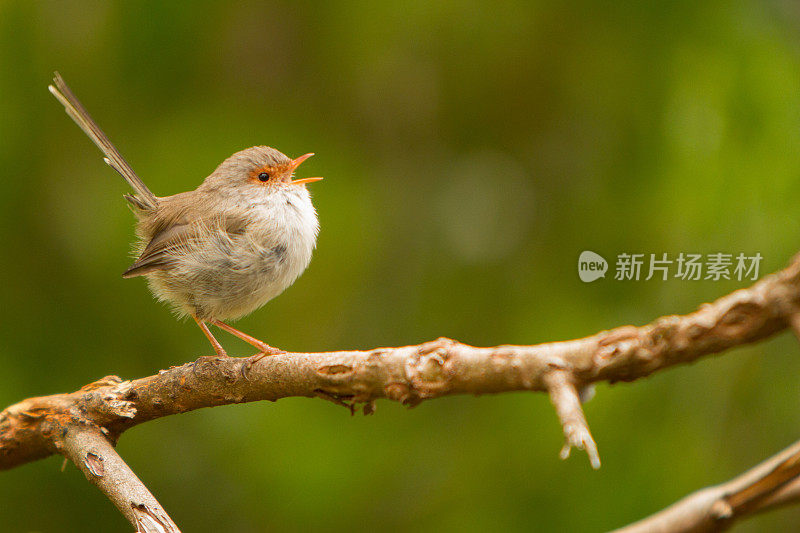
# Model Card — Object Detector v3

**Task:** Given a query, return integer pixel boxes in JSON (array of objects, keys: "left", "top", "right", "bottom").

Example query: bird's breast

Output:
[
  {"left": 246, "top": 188, "right": 319, "bottom": 274},
  {"left": 225, "top": 189, "right": 319, "bottom": 312}
]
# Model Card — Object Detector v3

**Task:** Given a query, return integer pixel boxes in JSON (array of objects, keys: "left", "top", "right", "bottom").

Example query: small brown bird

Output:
[{"left": 48, "top": 73, "right": 322, "bottom": 358}]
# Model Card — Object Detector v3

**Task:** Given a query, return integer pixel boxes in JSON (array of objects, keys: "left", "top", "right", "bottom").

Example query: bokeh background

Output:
[{"left": 1, "top": 1, "right": 800, "bottom": 531}]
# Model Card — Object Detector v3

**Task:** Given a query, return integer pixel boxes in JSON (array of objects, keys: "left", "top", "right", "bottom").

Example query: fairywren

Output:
[{"left": 48, "top": 73, "right": 322, "bottom": 358}]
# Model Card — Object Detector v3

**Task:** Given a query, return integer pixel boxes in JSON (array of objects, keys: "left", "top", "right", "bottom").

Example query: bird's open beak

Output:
[{"left": 289, "top": 153, "right": 323, "bottom": 185}]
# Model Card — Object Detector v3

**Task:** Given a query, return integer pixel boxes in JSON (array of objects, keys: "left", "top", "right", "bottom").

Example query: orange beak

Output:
[{"left": 289, "top": 153, "right": 323, "bottom": 185}]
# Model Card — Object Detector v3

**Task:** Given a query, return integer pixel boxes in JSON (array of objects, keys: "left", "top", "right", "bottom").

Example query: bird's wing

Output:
[
  {"left": 122, "top": 214, "right": 247, "bottom": 278},
  {"left": 122, "top": 223, "right": 191, "bottom": 278}
]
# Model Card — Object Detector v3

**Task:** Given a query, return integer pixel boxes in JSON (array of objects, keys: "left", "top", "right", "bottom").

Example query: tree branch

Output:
[
  {"left": 544, "top": 370, "right": 600, "bottom": 469},
  {"left": 2, "top": 252, "right": 800, "bottom": 530},
  {"left": 613, "top": 438, "right": 800, "bottom": 532},
  {"left": 61, "top": 426, "right": 179, "bottom": 532}
]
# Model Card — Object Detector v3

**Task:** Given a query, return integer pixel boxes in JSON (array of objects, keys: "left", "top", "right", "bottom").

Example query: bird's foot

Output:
[
  {"left": 241, "top": 347, "right": 287, "bottom": 379},
  {"left": 251, "top": 343, "right": 286, "bottom": 359}
]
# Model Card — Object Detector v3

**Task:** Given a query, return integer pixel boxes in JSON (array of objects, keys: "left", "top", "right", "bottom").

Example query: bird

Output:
[{"left": 48, "top": 72, "right": 322, "bottom": 360}]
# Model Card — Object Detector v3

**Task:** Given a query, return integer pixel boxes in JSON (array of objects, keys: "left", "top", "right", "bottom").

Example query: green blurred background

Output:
[{"left": 1, "top": 0, "right": 800, "bottom": 531}]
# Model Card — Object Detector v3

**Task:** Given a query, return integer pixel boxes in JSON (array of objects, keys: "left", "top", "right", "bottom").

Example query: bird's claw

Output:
[{"left": 240, "top": 348, "right": 287, "bottom": 380}]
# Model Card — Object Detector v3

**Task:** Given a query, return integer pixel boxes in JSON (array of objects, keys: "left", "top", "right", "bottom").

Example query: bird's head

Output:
[{"left": 203, "top": 146, "right": 322, "bottom": 194}]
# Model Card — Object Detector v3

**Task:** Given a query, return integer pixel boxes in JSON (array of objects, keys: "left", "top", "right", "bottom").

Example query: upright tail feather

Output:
[{"left": 48, "top": 72, "right": 159, "bottom": 210}]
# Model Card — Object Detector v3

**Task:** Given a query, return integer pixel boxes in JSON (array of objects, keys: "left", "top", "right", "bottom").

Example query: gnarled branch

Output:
[{"left": 3, "top": 253, "right": 800, "bottom": 530}]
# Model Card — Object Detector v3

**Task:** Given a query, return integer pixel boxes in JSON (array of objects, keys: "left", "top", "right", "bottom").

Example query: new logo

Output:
[{"left": 578, "top": 251, "right": 608, "bottom": 282}]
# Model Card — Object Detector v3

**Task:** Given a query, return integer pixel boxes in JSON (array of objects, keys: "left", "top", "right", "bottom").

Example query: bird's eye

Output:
[{"left": 258, "top": 172, "right": 270, "bottom": 182}]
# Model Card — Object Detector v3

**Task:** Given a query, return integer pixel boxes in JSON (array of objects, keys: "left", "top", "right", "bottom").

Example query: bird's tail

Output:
[{"left": 48, "top": 72, "right": 158, "bottom": 210}]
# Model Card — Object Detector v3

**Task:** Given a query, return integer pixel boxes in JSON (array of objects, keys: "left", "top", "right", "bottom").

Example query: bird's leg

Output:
[
  {"left": 208, "top": 319, "right": 285, "bottom": 357},
  {"left": 193, "top": 316, "right": 228, "bottom": 357}
]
